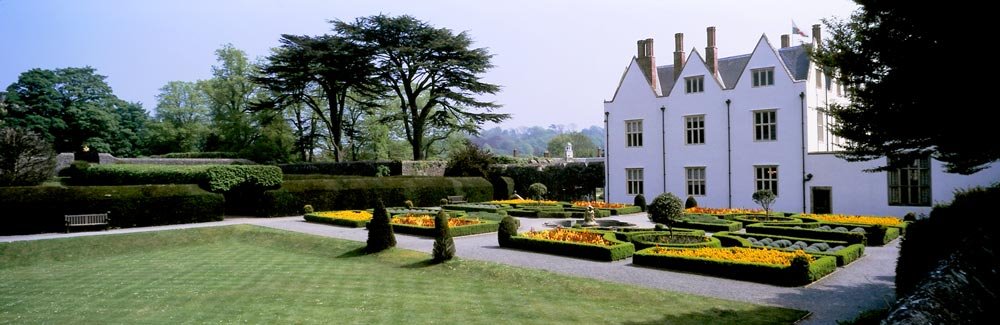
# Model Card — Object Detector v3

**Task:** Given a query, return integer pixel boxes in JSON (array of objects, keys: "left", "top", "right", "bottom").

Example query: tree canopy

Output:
[
  {"left": 812, "top": 1, "right": 995, "bottom": 174},
  {"left": 546, "top": 132, "right": 598, "bottom": 158},
  {"left": 335, "top": 15, "right": 510, "bottom": 160}
]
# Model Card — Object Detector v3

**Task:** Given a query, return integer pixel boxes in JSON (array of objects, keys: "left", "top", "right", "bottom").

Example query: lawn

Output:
[{"left": 0, "top": 225, "right": 807, "bottom": 324}]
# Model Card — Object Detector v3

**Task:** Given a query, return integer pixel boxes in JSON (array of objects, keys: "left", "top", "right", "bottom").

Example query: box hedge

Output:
[
  {"left": 388, "top": 218, "right": 500, "bottom": 237},
  {"left": 714, "top": 231, "right": 865, "bottom": 266},
  {"left": 674, "top": 215, "right": 743, "bottom": 232},
  {"left": 159, "top": 152, "right": 240, "bottom": 159},
  {"left": 70, "top": 164, "right": 282, "bottom": 193},
  {"left": 633, "top": 247, "right": 838, "bottom": 286},
  {"left": 743, "top": 223, "right": 867, "bottom": 245},
  {"left": 277, "top": 161, "right": 402, "bottom": 176},
  {"left": 815, "top": 222, "right": 901, "bottom": 246},
  {"left": 504, "top": 230, "right": 635, "bottom": 261},
  {"left": 490, "top": 162, "right": 604, "bottom": 201},
  {"left": 489, "top": 176, "right": 515, "bottom": 200},
  {"left": 0, "top": 185, "right": 224, "bottom": 235},
  {"left": 730, "top": 215, "right": 802, "bottom": 228},
  {"left": 256, "top": 176, "right": 493, "bottom": 217},
  {"left": 623, "top": 231, "right": 721, "bottom": 250},
  {"left": 603, "top": 205, "right": 643, "bottom": 215}
]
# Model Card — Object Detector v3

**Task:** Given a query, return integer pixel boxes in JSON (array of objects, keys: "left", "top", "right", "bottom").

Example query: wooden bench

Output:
[
  {"left": 447, "top": 195, "right": 467, "bottom": 204},
  {"left": 65, "top": 212, "right": 110, "bottom": 233}
]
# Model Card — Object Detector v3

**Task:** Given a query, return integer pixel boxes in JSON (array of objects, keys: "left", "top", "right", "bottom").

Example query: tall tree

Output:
[
  {"left": 546, "top": 132, "right": 598, "bottom": 158},
  {"left": 812, "top": 2, "right": 995, "bottom": 174},
  {"left": 146, "top": 81, "right": 211, "bottom": 154},
  {"left": 336, "top": 15, "right": 510, "bottom": 160},
  {"left": 202, "top": 44, "right": 263, "bottom": 152},
  {"left": 257, "top": 34, "right": 380, "bottom": 161},
  {"left": 1, "top": 67, "right": 148, "bottom": 156}
]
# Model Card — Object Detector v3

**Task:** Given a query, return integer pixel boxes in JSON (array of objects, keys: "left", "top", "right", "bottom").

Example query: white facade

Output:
[{"left": 604, "top": 27, "right": 1000, "bottom": 216}]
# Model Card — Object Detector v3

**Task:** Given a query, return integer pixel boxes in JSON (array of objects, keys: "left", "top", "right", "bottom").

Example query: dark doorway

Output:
[{"left": 811, "top": 187, "right": 832, "bottom": 214}]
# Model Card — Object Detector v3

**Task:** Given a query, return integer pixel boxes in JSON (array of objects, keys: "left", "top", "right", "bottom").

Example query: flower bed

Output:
[
  {"left": 489, "top": 199, "right": 559, "bottom": 206},
  {"left": 633, "top": 246, "right": 837, "bottom": 286},
  {"left": 570, "top": 201, "right": 642, "bottom": 215},
  {"left": 814, "top": 223, "right": 901, "bottom": 246},
  {"left": 713, "top": 231, "right": 865, "bottom": 266},
  {"left": 441, "top": 203, "right": 509, "bottom": 213},
  {"left": 796, "top": 213, "right": 904, "bottom": 227},
  {"left": 743, "top": 223, "right": 867, "bottom": 245},
  {"left": 505, "top": 228, "right": 635, "bottom": 261},
  {"left": 624, "top": 232, "right": 721, "bottom": 250},
  {"left": 388, "top": 214, "right": 499, "bottom": 237},
  {"left": 675, "top": 214, "right": 742, "bottom": 232},
  {"left": 303, "top": 210, "right": 372, "bottom": 228},
  {"left": 730, "top": 215, "right": 802, "bottom": 227},
  {"left": 685, "top": 207, "right": 765, "bottom": 216}
]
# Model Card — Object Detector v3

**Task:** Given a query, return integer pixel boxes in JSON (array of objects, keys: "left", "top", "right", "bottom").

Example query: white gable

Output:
[
  {"left": 734, "top": 35, "right": 797, "bottom": 89},
  {"left": 668, "top": 49, "right": 725, "bottom": 95},
  {"left": 608, "top": 58, "right": 659, "bottom": 103}
]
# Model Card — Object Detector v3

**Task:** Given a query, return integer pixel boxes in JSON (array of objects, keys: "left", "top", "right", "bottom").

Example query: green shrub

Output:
[
  {"left": 633, "top": 194, "right": 647, "bottom": 212},
  {"left": 685, "top": 196, "right": 698, "bottom": 209},
  {"left": 404, "top": 200, "right": 414, "bottom": 208},
  {"left": 70, "top": 164, "right": 282, "bottom": 193},
  {"left": 603, "top": 205, "right": 642, "bottom": 216},
  {"left": 444, "top": 140, "right": 493, "bottom": 178},
  {"left": 303, "top": 204, "right": 314, "bottom": 214},
  {"left": 159, "top": 152, "right": 239, "bottom": 159},
  {"left": 744, "top": 223, "right": 866, "bottom": 245},
  {"left": 498, "top": 216, "right": 520, "bottom": 247},
  {"left": 527, "top": 183, "right": 547, "bottom": 200},
  {"left": 277, "top": 161, "right": 402, "bottom": 176},
  {"left": 626, "top": 232, "right": 721, "bottom": 250},
  {"left": 256, "top": 176, "right": 493, "bottom": 217},
  {"left": 432, "top": 210, "right": 456, "bottom": 262},
  {"left": 490, "top": 162, "right": 603, "bottom": 201},
  {"left": 0, "top": 185, "right": 223, "bottom": 235},
  {"left": 59, "top": 160, "right": 91, "bottom": 177},
  {"left": 366, "top": 201, "right": 396, "bottom": 253},
  {"left": 752, "top": 189, "right": 776, "bottom": 215},
  {"left": 507, "top": 229, "right": 635, "bottom": 261},
  {"left": 389, "top": 218, "right": 499, "bottom": 237},
  {"left": 715, "top": 231, "right": 866, "bottom": 266},
  {"left": 0, "top": 127, "right": 56, "bottom": 186},
  {"left": 632, "top": 247, "right": 838, "bottom": 286},
  {"left": 490, "top": 176, "right": 515, "bottom": 200},
  {"left": 648, "top": 193, "right": 683, "bottom": 233},
  {"left": 730, "top": 215, "right": 802, "bottom": 228},
  {"left": 203, "top": 165, "right": 282, "bottom": 192}
]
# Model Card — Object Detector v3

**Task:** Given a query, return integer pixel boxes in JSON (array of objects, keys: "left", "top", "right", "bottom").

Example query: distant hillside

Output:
[{"left": 469, "top": 125, "right": 605, "bottom": 157}]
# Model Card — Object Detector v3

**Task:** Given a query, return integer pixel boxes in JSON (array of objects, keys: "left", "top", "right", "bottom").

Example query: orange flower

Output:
[
  {"left": 312, "top": 210, "right": 372, "bottom": 221},
  {"left": 390, "top": 214, "right": 484, "bottom": 227},
  {"left": 520, "top": 228, "right": 612, "bottom": 246},
  {"left": 799, "top": 214, "right": 903, "bottom": 227},
  {"left": 646, "top": 247, "right": 812, "bottom": 266},
  {"left": 572, "top": 201, "right": 627, "bottom": 209},
  {"left": 685, "top": 207, "right": 764, "bottom": 215}
]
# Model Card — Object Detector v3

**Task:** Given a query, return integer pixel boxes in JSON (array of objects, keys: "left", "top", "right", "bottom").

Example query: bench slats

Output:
[{"left": 65, "top": 212, "right": 110, "bottom": 232}]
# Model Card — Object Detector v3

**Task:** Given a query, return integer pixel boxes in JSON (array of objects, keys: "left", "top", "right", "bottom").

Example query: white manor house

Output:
[{"left": 602, "top": 25, "right": 999, "bottom": 216}]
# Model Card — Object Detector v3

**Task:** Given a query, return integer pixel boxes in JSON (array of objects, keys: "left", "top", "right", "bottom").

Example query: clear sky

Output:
[{"left": 0, "top": 0, "right": 858, "bottom": 130}]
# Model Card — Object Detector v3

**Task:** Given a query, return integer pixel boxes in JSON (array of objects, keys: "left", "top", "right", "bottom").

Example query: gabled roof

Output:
[{"left": 651, "top": 44, "right": 809, "bottom": 94}]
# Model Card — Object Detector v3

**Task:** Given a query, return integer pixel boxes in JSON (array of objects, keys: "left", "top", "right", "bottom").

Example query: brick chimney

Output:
[
  {"left": 636, "top": 38, "right": 660, "bottom": 94},
  {"left": 781, "top": 34, "right": 790, "bottom": 48},
  {"left": 673, "top": 33, "right": 685, "bottom": 80},
  {"left": 705, "top": 27, "right": 718, "bottom": 76},
  {"left": 812, "top": 24, "right": 821, "bottom": 46}
]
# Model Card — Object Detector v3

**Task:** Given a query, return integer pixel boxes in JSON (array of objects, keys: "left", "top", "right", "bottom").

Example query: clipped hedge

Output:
[
  {"left": 816, "top": 222, "right": 901, "bottom": 246},
  {"left": 277, "top": 161, "right": 402, "bottom": 176},
  {"left": 623, "top": 231, "right": 720, "bottom": 250},
  {"left": 489, "top": 176, "right": 515, "bottom": 200},
  {"left": 256, "top": 177, "right": 493, "bottom": 217},
  {"left": 613, "top": 228, "right": 704, "bottom": 242},
  {"left": 70, "top": 164, "right": 282, "bottom": 193},
  {"left": 633, "top": 247, "right": 838, "bottom": 286},
  {"left": 389, "top": 218, "right": 500, "bottom": 237},
  {"left": 714, "top": 231, "right": 865, "bottom": 266},
  {"left": 674, "top": 215, "right": 743, "bottom": 232},
  {"left": 730, "top": 215, "right": 802, "bottom": 228},
  {"left": 159, "top": 152, "right": 240, "bottom": 159},
  {"left": 0, "top": 185, "right": 224, "bottom": 235},
  {"left": 303, "top": 213, "right": 369, "bottom": 228},
  {"left": 490, "top": 162, "right": 604, "bottom": 201},
  {"left": 504, "top": 230, "right": 635, "bottom": 261},
  {"left": 744, "top": 223, "right": 866, "bottom": 245},
  {"left": 603, "top": 205, "right": 643, "bottom": 215},
  {"left": 442, "top": 203, "right": 509, "bottom": 213}
]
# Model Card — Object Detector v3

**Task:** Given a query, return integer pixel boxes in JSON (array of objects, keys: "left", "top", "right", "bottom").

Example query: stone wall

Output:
[{"left": 401, "top": 160, "right": 447, "bottom": 176}]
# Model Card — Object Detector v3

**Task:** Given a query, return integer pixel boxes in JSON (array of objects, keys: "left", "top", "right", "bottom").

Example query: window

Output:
[
  {"left": 888, "top": 157, "right": 931, "bottom": 206},
  {"left": 817, "top": 110, "right": 825, "bottom": 142},
  {"left": 751, "top": 68, "right": 774, "bottom": 87},
  {"left": 626, "top": 168, "right": 644, "bottom": 195},
  {"left": 685, "top": 115, "right": 705, "bottom": 144},
  {"left": 685, "top": 76, "right": 704, "bottom": 94},
  {"left": 755, "top": 165, "right": 778, "bottom": 196},
  {"left": 815, "top": 68, "right": 823, "bottom": 89},
  {"left": 625, "top": 120, "right": 643, "bottom": 147},
  {"left": 686, "top": 167, "right": 706, "bottom": 196},
  {"left": 753, "top": 110, "right": 777, "bottom": 141}
]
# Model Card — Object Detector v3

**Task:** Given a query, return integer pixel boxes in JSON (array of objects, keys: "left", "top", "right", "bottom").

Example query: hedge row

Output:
[
  {"left": 603, "top": 205, "right": 643, "bottom": 215},
  {"left": 818, "top": 222, "right": 902, "bottom": 246},
  {"left": 730, "top": 215, "right": 802, "bottom": 228},
  {"left": 632, "top": 247, "right": 838, "bottom": 286},
  {"left": 507, "top": 208, "right": 612, "bottom": 219},
  {"left": 71, "top": 164, "right": 283, "bottom": 193},
  {"left": 743, "top": 223, "right": 867, "bottom": 245},
  {"left": 442, "top": 203, "right": 509, "bottom": 213},
  {"left": 490, "top": 176, "right": 515, "bottom": 200},
  {"left": 277, "top": 161, "right": 402, "bottom": 176},
  {"left": 714, "top": 231, "right": 865, "bottom": 266},
  {"left": 303, "top": 213, "right": 369, "bottom": 228},
  {"left": 674, "top": 218, "right": 743, "bottom": 232},
  {"left": 504, "top": 230, "right": 635, "bottom": 261},
  {"left": 490, "top": 162, "right": 604, "bottom": 201},
  {"left": 256, "top": 177, "right": 493, "bottom": 217},
  {"left": 389, "top": 218, "right": 500, "bottom": 237},
  {"left": 0, "top": 185, "right": 224, "bottom": 235},
  {"left": 613, "top": 229, "right": 704, "bottom": 242},
  {"left": 158, "top": 152, "right": 240, "bottom": 159},
  {"left": 625, "top": 231, "right": 721, "bottom": 250}
]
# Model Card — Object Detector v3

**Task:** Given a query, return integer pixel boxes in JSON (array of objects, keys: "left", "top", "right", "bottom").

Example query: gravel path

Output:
[{"left": 1, "top": 214, "right": 897, "bottom": 324}]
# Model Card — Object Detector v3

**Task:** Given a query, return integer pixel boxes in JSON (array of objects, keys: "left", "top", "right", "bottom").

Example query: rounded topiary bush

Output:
[
  {"left": 404, "top": 200, "right": 415, "bottom": 208},
  {"left": 633, "top": 194, "right": 647, "bottom": 212},
  {"left": 303, "top": 204, "right": 314, "bottom": 214},
  {"left": 366, "top": 200, "right": 396, "bottom": 253},
  {"left": 648, "top": 193, "right": 683, "bottom": 231},
  {"left": 685, "top": 196, "right": 698, "bottom": 209},
  {"left": 527, "top": 183, "right": 547, "bottom": 200},
  {"left": 432, "top": 209, "right": 456, "bottom": 262},
  {"left": 903, "top": 212, "right": 917, "bottom": 222},
  {"left": 498, "top": 215, "right": 519, "bottom": 247}
]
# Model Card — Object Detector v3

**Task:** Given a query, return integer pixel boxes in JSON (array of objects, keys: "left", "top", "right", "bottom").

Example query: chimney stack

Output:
[
  {"left": 781, "top": 34, "right": 790, "bottom": 48},
  {"left": 673, "top": 33, "right": 685, "bottom": 80},
  {"left": 636, "top": 38, "right": 660, "bottom": 95},
  {"left": 705, "top": 27, "right": 718, "bottom": 76},
  {"left": 812, "top": 24, "right": 821, "bottom": 46}
]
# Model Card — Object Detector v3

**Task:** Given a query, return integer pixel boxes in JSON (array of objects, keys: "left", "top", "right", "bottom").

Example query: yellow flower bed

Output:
[
  {"left": 798, "top": 214, "right": 904, "bottom": 227},
  {"left": 520, "top": 228, "right": 612, "bottom": 246},
  {"left": 391, "top": 214, "right": 484, "bottom": 227},
  {"left": 313, "top": 210, "right": 372, "bottom": 221},
  {"left": 645, "top": 247, "right": 812, "bottom": 266},
  {"left": 685, "top": 207, "right": 764, "bottom": 215},
  {"left": 490, "top": 199, "right": 559, "bottom": 205},
  {"left": 572, "top": 201, "right": 627, "bottom": 209}
]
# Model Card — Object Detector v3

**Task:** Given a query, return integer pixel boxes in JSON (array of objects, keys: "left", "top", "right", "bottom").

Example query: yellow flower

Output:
[
  {"left": 572, "top": 201, "right": 627, "bottom": 209},
  {"left": 390, "top": 214, "right": 484, "bottom": 227},
  {"left": 490, "top": 199, "right": 559, "bottom": 205},
  {"left": 799, "top": 213, "right": 903, "bottom": 227},
  {"left": 646, "top": 247, "right": 812, "bottom": 266},
  {"left": 685, "top": 207, "right": 764, "bottom": 215},
  {"left": 312, "top": 210, "right": 373, "bottom": 221},
  {"left": 521, "top": 228, "right": 612, "bottom": 246}
]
